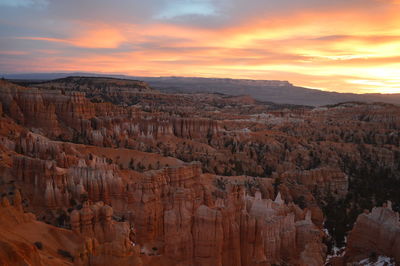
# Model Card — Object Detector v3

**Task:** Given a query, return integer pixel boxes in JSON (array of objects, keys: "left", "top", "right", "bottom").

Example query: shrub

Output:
[
  {"left": 57, "top": 249, "right": 74, "bottom": 261},
  {"left": 369, "top": 252, "right": 378, "bottom": 263},
  {"left": 214, "top": 177, "right": 228, "bottom": 190},
  {"left": 34, "top": 242, "right": 43, "bottom": 250}
]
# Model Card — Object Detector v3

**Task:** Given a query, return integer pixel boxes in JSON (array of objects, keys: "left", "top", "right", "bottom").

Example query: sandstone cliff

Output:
[
  {"left": 344, "top": 202, "right": 400, "bottom": 264},
  {"left": 1, "top": 78, "right": 400, "bottom": 266}
]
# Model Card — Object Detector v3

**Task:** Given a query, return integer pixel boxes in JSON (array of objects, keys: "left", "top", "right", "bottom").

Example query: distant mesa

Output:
[{"left": 3, "top": 72, "right": 400, "bottom": 106}]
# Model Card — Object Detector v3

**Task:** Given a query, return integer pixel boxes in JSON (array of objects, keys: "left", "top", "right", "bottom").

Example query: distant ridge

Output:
[{"left": 2, "top": 72, "right": 400, "bottom": 106}]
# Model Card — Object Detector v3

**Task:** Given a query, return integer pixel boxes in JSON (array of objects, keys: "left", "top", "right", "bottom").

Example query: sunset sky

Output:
[{"left": 1, "top": 0, "right": 400, "bottom": 93}]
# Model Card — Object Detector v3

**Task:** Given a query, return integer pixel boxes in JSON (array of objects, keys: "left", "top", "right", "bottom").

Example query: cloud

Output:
[
  {"left": 0, "top": 0, "right": 48, "bottom": 8},
  {"left": 155, "top": 0, "right": 218, "bottom": 19},
  {"left": 11, "top": 23, "right": 126, "bottom": 49},
  {"left": 1, "top": 0, "right": 400, "bottom": 93}
]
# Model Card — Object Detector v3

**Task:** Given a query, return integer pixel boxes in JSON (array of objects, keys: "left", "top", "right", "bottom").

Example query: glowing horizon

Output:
[{"left": 1, "top": 0, "right": 400, "bottom": 93}]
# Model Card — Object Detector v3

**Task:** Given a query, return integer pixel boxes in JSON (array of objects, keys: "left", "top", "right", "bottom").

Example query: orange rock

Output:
[{"left": 345, "top": 202, "right": 400, "bottom": 264}]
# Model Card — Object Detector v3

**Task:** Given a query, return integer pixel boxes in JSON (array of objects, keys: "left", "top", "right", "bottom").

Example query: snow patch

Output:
[{"left": 358, "top": 255, "right": 394, "bottom": 266}]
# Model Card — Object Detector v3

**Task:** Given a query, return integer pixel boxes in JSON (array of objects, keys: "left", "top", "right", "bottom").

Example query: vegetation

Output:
[
  {"left": 214, "top": 177, "right": 228, "bottom": 191},
  {"left": 57, "top": 249, "right": 74, "bottom": 261},
  {"left": 34, "top": 241, "right": 43, "bottom": 250},
  {"left": 323, "top": 159, "right": 400, "bottom": 248}
]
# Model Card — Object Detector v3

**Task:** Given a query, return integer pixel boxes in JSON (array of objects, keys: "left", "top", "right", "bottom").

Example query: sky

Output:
[{"left": 1, "top": 0, "right": 400, "bottom": 93}]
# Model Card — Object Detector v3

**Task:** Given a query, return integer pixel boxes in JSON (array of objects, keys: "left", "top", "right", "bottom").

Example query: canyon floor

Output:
[{"left": 0, "top": 76, "right": 399, "bottom": 265}]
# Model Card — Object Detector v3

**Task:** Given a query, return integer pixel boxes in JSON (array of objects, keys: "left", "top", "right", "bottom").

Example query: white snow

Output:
[{"left": 358, "top": 255, "right": 394, "bottom": 266}]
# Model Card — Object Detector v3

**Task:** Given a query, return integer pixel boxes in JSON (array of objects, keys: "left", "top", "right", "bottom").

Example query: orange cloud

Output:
[
  {"left": 70, "top": 24, "right": 126, "bottom": 48},
  {"left": 15, "top": 24, "right": 125, "bottom": 49},
  {"left": 0, "top": 50, "right": 29, "bottom": 55}
]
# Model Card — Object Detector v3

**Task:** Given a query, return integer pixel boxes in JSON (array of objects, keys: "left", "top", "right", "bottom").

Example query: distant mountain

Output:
[
  {"left": 2, "top": 72, "right": 400, "bottom": 106},
  {"left": 2, "top": 72, "right": 125, "bottom": 81}
]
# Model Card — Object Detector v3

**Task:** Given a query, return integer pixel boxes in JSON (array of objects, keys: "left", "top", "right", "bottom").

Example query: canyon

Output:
[{"left": 0, "top": 77, "right": 399, "bottom": 265}]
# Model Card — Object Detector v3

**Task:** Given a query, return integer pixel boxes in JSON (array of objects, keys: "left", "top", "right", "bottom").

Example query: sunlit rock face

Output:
[{"left": 1, "top": 78, "right": 400, "bottom": 265}]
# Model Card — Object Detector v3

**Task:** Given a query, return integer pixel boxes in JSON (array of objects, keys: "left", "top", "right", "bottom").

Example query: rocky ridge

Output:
[{"left": 0, "top": 77, "right": 400, "bottom": 265}]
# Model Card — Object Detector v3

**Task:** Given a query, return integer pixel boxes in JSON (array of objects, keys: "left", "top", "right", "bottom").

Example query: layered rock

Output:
[
  {"left": 0, "top": 190, "right": 144, "bottom": 266},
  {"left": 0, "top": 80, "right": 220, "bottom": 145},
  {"left": 344, "top": 202, "right": 400, "bottom": 264},
  {"left": 126, "top": 167, "right": 326, "bottom": 266},
  {"left": 279, "top": 167, "right": 348, "bottom": 200},
  {"left": 71, "top": 201, "right": 116, "bottom": 242},
  {"left": 1, "top": 78, "right": 400, "bottom": 266}
]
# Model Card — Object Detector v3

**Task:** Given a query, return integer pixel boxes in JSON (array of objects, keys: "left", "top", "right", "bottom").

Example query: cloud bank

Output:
[{"left": 0, "top": 0, "right": 400, "bottom": 93}]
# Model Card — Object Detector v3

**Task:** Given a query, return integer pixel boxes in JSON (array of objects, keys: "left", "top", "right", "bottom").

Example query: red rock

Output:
[
  {"left": 345, "top": 202, "right": 400, "bottom": 264},
  {"left": 2, "top": 79, "right": 399, "bottom": 266}
]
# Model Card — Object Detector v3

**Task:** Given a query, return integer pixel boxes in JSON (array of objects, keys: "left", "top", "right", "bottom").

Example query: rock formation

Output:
[
  {"left": 344, "top": 202, "right": 400, "bottom": 264},
  {"left": 1, "top": 78, "right": 400, "bottom": 265},
  {"left": 0, "top": 191, "right": 143, "bottom": 265}
]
